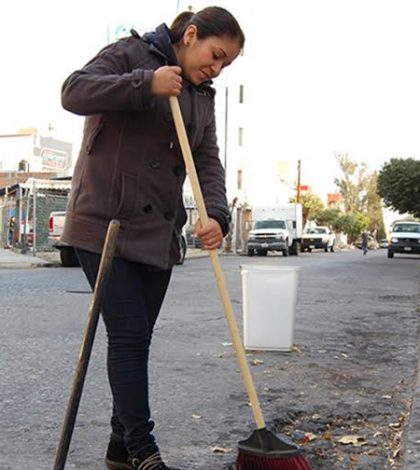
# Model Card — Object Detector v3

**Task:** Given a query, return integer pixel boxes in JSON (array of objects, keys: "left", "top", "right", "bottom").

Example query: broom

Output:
[
  {"left": 169, "top": 96, "right": 312, "bottom": 470},
  {"left": 53, "top": 220, "right": 120, "bottom": 470}
]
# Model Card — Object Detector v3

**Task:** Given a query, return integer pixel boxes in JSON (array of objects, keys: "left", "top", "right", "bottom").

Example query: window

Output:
[
  {"left": 237, "top": 169, "right": 242, "bottom": 190},
  {"left": 239, "top": 84, "right": 244, "bottom": 103},
  {"left": 255, "top": 220, "right": 286, "bottom": 230},
  {"left": 238, "top": 127, "right": 243, "bottom": 146}
]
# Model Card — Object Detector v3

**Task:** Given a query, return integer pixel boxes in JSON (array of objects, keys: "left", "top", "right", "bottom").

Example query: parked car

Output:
[
  {"left": 355, "top": 234, "right": 379, "bottom": 251},
  {"left": 387, "top": 221, "right": 420, "bottom": 258},
  {"left": 176, "top": 229, "right": 187, "bottom": 265},
  {"left": 49, "top": 211, "right": 188, "bottom": 266},
  {"left": 300, "top": 226, "right": 336, "bottom": 252},
  {"left": 48, "top": 211, "right": 79, "bottom": 267},
  {"left": 13, "top": 222, "right": 33, "bottom": 247},
  {"left": 378, "top": 238, "right": 389, "bottom": 249}
]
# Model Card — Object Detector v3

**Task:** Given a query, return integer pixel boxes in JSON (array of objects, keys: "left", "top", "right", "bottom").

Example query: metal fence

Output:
[{"left": 0, "top": 179, "right": 71, "bottom": 255}]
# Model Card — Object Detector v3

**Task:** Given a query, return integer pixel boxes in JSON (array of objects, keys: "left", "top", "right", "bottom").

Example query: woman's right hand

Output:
[{"left": 151, "top": 66, "right": 182, "bottom": 96}]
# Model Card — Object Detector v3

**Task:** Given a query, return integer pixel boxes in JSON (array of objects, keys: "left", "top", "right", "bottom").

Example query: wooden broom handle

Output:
[{"left": 169, "top": 96, "right": 265, "bottom": 429}]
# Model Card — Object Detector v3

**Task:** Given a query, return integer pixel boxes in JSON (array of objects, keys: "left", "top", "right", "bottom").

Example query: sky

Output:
[{"left": 1, "top": 0, "right": 420, "bottom": 199}]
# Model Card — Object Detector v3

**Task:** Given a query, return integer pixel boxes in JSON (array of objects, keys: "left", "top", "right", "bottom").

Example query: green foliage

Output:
[
  {"left": 365, "top": 172, "right": 386, "bottom": 239},
  {"left": 316, "top": 208, "right": 343, "bottom": 232},
  {"left": 334, "top": 154, "right": 387, "bottom": 240},
  {"left": 336, "top": 212, "right": 369, "bottom": 242},
  {"left": 377, "top": 158, "right": 420, "bottom": 218},
  {"left": 289, "top": 192, "right": 324, "bottom": 224},
  {"left": 334, "top": 153, "right": 370, "bottom": 213}
]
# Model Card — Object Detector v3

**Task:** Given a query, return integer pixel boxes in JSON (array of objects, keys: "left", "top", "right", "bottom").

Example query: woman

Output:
[{"left": 61, "top": 6, "right": 244, "bottom": 470}]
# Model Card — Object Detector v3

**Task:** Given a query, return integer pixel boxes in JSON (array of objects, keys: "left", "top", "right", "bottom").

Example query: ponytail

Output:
[
  {"left": 169, "top": 11, "right": 194, "bottom": 42},
  {"left": 169, "top": 7, "right": 245, "bottom": 48}
]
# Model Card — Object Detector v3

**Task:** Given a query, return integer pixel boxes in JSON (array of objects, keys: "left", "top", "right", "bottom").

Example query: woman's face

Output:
[{"left": 178, "top": 26, "right": 241, "bottom": 85}]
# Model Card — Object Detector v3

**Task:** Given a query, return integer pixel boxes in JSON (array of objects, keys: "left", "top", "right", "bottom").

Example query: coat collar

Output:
[{"left": 137, "top": 24, "right": 216, "bottom": 98}]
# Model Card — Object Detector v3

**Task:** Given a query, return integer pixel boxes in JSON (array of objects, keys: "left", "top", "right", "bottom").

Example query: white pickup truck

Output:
[
  {"left": 48, "top": 211, "right": 80, "bottom": 267},
  {"left": 246, "top": 204, "right": 303, "bottom": 256},
  {"left": 387, "top": 220, "right": 420, "bottom": 258}
]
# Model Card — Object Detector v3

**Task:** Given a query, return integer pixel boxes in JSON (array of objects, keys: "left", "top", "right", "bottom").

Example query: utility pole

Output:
[
  {"left": 224, "top": 86, "right": 229, "bottom": 170},
  {"left": 296, "top": 159, "right": 301, "bottom": 203},
  {"left": 32, "top": 179, "right": 37, "bottom": 256}
]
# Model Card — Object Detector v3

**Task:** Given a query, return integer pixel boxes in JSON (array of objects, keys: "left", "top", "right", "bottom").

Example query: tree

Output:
[
  {"left": 289, "top": 193, "right": 324, "bottom": 225},
  {"left": 316, "top": 208, "right": 343, "bottom": 232},
  {"left": 377, "top": 158, "right": 420, "bottom": 218},
  {"left": 334, "top": 153, "right": 370, "bottom": 213},
  {"left": 334, "top": 153, "right": 386, "bottom": 239},
  {"left": 365, "top": 171, "right": 386, "bottom": 239},
  {"left": 336, "top": 212, "right": 369, "bottom": 242}
]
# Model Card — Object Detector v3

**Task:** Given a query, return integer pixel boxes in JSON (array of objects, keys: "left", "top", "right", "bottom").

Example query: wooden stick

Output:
[
  {"left": 169, "top": 96, "right": 265, "bottom": 429},
  {"left": 54, "top": 219, "right": 120, "bottom": 469}
]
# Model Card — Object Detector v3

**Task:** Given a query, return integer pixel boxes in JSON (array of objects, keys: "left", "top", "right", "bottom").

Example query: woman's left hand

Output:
[{"left": 195, "top": 218, "right": 223, "bottom": 250}]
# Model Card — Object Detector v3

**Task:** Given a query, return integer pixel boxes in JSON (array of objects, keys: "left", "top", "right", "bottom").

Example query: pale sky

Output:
[{"left": 1, "top": 0, "right": 420, "bottom": 197}]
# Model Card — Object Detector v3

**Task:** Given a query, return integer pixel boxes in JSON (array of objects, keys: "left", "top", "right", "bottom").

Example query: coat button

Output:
[
  {"left": 173, "top": 165, "right": 183, "bottom": 176},
  {"left": 150, "top": 160, "right": 161, "bottom": 170},
  {"left": 164, "top": 211, "right": 174, "bottom": 221},
  {"left": 132, "top": 79, "right": 143, "bottom": 88},
  {"left": 143, "top": 204, "right": 153, "bottom": 214}
]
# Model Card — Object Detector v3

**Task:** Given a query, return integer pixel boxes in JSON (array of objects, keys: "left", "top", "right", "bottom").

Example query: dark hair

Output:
[{"left": 170, "top": 6, "right": 245, "bottom": 48}]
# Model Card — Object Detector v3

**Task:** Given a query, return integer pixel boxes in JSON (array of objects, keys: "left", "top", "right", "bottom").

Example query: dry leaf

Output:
[
  {"left": 252, "top": 359, "right": 264, "bottom": 366},
  {"left": 301, "top": 432, "right": 317, "bottom": 443},
  {"left": 291, "top": 345, "right": 302, "bottom": 353},
  {"left": 192, "top": 414, "right": 202, "bottom": 420},
  {"left": 392, "top": 447, "right": 401, "bottom": 458},
  {"left": 211, "top": 446, "right": 233, "bottom": 453},
  {"left": 337, "top": 435, "right": 367, "bottom": 446}
]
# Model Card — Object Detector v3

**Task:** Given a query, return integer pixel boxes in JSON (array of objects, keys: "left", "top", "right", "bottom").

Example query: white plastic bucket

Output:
[{"left": 241, "top": 265, "right": 299, "bottom": 351}]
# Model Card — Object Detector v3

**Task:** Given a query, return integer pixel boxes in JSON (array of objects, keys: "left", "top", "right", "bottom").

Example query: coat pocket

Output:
[
  {"left": 114, "top": 172, "right": 137, "bottom": 220},
  {"left": 86, "top": 116, "right": 104, "bottom": 155}
]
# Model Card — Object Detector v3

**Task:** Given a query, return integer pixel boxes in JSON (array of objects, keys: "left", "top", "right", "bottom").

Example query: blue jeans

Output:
[{"left": 75, "top": 248, "right": 172, "bottom": 458}]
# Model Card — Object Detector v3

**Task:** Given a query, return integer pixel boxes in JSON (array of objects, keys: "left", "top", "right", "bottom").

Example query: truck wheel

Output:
[
  {"left": 387, "top": 249, "right": 394, "bottom": 259},
  {"left": 330, "top": 244, "right": 335, "bottom": 253},
  {"left": 247, "top": 249, "right": 254, "bottom": 257},
  {"left": 290, "top": 240, "right": 299, "bottom": 255},
  {"left": 176, "top": 235, "right": 187, "bottom": 265},
  {"left": 60, "top": 247, "right": 80, "bottom": 267},
  {"left": 282, "top": 246, "right": 289, "bottom": 257},
  {"left": 324, "top": 244, "right": 329, "bottom": 252},
  {"left": 256, "top": 249, "right": 267, "bottom": 256}
]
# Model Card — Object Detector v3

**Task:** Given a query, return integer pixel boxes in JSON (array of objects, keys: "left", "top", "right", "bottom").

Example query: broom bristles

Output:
[{"left": 236, "top": 451, "right": 312, "bottom": 470}]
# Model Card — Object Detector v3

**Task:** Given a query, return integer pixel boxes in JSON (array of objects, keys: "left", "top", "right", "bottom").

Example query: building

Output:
[{"left": 0, "top": 128, "right": 72, "bottom": 176}]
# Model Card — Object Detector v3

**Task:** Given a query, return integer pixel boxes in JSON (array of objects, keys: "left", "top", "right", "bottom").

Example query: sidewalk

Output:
[
  {"left": 0, "top": 246, "right": 210, "bottom": 269},
  {"left": 0, "top": 247, "right": 53, "bottom": 268}
]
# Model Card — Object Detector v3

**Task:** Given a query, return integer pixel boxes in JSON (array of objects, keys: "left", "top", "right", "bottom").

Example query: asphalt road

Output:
[{"left": 0, "top": 248, "right": 419, "bottom": 469}]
